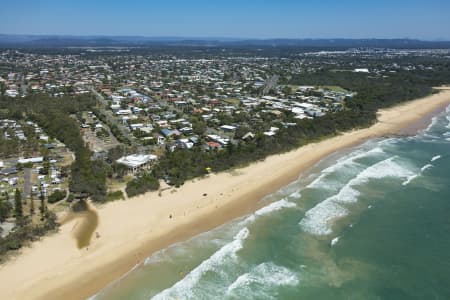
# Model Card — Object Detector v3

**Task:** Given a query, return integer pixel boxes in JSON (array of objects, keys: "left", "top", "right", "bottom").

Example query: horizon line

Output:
[{"left": 0, "top": 33, "right": 450, "bottom": 42}]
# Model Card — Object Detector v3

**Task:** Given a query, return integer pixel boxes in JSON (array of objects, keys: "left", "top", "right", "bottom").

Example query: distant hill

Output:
[{"left": 0, "top": 34, "right": 449, "bottom": 49}]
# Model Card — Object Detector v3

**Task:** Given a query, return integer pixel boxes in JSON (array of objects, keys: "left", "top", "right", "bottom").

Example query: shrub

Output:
[
  {"left": 106, "top": 190, "right": 125, "bottom": 201},
  {"left": 125, "top": 173, "right": 160, "bottom": 198},
  {"left": 47, "top": 190, "right": 67, "bottom": 204}
]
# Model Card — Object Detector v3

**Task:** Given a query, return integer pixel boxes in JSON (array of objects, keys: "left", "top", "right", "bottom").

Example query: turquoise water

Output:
[{"left": 92, "top": 105, "right": 450, "bottom": 300}]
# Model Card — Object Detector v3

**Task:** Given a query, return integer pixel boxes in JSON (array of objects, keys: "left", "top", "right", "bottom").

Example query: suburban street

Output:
[
  {"left": 23, "top": 167, "right": 31, "bottom": 198},
  {"left": 90, "top": 88, "right": 138, "bottom": 147}
]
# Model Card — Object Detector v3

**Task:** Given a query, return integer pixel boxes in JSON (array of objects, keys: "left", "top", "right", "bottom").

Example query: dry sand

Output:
[{"left": 1, "top": 88, "right": 450, "bottom": 300}]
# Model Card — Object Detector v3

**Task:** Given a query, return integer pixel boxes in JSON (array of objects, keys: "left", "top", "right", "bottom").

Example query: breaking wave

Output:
[
  {"left": 402, "top": 174, "right": 419, "bottom": 186},
  {"left": 300, "top": 157, "right": 413, "bottom": 235},
  {"left": 151, "top": 227, "right": 250, "bottom": 300},
  {"left": 243, "top": 198, "right": 296, "bottom": 224},
  {"left": 421, "top": 164, "right": 433, "bottom": 172},
  {"left": 226, "top": 262, "right": 299, "bottom": 299},
  {"left": 431, "top": 155, "right": 441, "bottom": 162},
  {"left": 425, "top": 115, "right": 440, "bottom": 133},
  {"left": 403, "top": 160, "right": 438, "bottom": 186},
  {"left": 331, "top": 236, "right": 340, "bottom": 246},
  {"left": 307, "top": 147, "right": 385, "bottom": 189}
]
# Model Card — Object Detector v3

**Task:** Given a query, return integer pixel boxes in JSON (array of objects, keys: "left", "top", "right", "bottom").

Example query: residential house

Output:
[{"left": 116, "top": 154, "right": 158, "bottom": 175}]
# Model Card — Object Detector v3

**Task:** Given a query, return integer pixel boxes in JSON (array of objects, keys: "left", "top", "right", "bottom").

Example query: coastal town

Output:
[
  {"left": 0, "top": 44, "right": 448, "bottom": 284},
  {"left": 3, "top": 0, "right": 450, "bottom": 299},
  {"left": 1, "top": 47, "right": 450, "bottom": 239},
  {"left": 0, "top": 49, "right": 357, "bottom": 225}
]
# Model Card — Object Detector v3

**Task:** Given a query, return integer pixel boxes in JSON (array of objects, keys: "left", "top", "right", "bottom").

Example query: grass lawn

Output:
[
  {"left": 319, "top": 85, "right": 348, "bottom": 93},
  {"left": 224, "top": 98, "right": 240, "bottom": 106}
]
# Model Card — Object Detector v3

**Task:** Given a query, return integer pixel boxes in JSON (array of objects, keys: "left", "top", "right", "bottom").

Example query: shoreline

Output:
[{"left": 1, "top": 88, "right": 450, "bottom": 300}]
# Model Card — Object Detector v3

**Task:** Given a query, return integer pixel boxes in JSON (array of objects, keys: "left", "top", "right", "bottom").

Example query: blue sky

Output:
[{"left": 1, "top": 0, "right": 449, "bottom": 39}]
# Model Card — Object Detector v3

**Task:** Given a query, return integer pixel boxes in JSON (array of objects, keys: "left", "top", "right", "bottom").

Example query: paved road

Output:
[
  {"left": 23, "top": 168, "right": 32, "bottom": 198},
  {"left": 90, "top": 89, "right": 137, "bottom": 147},
  {"left": 263, "top": 75, "right": 279, "bottom": 95}
]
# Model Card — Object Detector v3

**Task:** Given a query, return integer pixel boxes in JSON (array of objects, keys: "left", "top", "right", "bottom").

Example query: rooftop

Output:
[{"left": 116, "top": 154, "right": 157, "bottom": 168}]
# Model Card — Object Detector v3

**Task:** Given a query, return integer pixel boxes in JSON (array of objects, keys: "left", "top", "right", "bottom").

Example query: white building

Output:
[
  {"left": 5, "top": 90, "right": 19, "bottom": 97},
  {"left": 116, "top": 109, "right": 132, "bottom": 116},
  {"left": 220, "top": 125, "right": 237, "bottom": 132},
  {"left": 207, "top": 134, "right": 230, "bottom": 145},
  {"left": 18, "top": 157, "right": 44, "bottom": 164},
  {"left": 116, "top": 154, "right": 158, "bottom": 174}
]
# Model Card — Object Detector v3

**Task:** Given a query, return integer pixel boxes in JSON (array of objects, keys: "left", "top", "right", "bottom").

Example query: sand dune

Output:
[{"left": 1, "top": 88, "right": 450, "bottom": 300}]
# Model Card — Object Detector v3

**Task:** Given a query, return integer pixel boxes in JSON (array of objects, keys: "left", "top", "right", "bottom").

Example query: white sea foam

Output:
[
  {"left": 307, "top": 147, "right": 385, "bottom": 189},
  {"left": 144, "top": 245, "right": 177, "bottom": 266},
  {"left": 289, "top": 190, "right": 302, "bottom": 199},
  {"left": 151, "top": 227, "right": 250, "bottom": 300},
  {"left": 307, "top": 173, "right": 329, "bottom": 189},
  {"left": 243, "top": 199, "right": 296, "bottom": 224},
  {"left": 299, "top": 199, "right": 349, "bottom": 235},
  {"left": 431, "top": 155, "right": 441, "bottom": 162},
  {"left": 144, "top": 225, "right": 232, "bottom": 266},
  {"left": 256, "top": 199, "right": 297, "bottom": 216},
  {"left": 403, "top": 162, "right": 436, "bottom": 186},
  {"left": 423, "top": 132, "right": 442, "bottom": 140},
  {"left": 331, "top": 237, "right": 340, "bottom": 246},
  {"left": 300, "top": 157, "right": 413, "bottom": 236},
  {"left": 351, "top": 157, "right": 413, "bottom": 183},
  {"left": 332, "top": 147, "right": 384, "bottom": 167},
  {"left": 425, "top": 116, "right": 439, "bottom": 132},
  {"left": 402, "top": 174, "right": 419, "bottom": 186},
  {"left": 421, "top": 164, "right": 433, "bottom": 172},
  {"left": 332, "top": 156, "right": 413, "bottom": 203},
  {"left": 226, "top": 262, "right": 299, "bottom": 297}
]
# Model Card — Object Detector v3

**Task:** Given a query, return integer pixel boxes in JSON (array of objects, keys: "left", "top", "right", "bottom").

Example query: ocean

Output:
[{"left": 92, "top": 105, "right": 450, "bottom": 300}]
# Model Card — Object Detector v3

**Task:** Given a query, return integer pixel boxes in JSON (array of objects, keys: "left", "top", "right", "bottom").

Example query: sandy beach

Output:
[{"left": 1, "top": 88, "right": 450, "bottom": 300}]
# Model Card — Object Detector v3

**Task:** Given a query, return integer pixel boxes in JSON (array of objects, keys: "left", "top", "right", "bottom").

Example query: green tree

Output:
[
  {"left": 0, "top": 195, "right": 12, "bottom": 222},
  {"left": 125, "top": 173, "right": 160, "bottom": 197},
  {"left": 282, "top": 85, "right": 293, "bottom": 95},
  {"left": 107, "top": 145, "right": 126, "bottom": 161},
  {"left": 39, "top": 191, "right": 46, "bottom": 217},
  {"left": 234, "top": 126, "right": 251, "bottom": 140},
  {"left": 0, "top": 82, "right": 6, "bottom": 95},
  {"left": 41, "top": 160, "right": 50, "bottom": 175},
  {"left": 30, "top": 198, "right": 35, "bottom": 216},
  {"left": 40, "top": 145, "right": 50, "bottom": 158},
  {"left": 192, "top": 119, "right": 207, "bottom": 135},
  {"left": 14, "top": 189, "right": 23, "bottom": 219},
  {"left": 112, "top": 162, "right": 128, "bottom": 178},
  {"left": 47, "top": 190, "right": 67, "bottom": 204}
]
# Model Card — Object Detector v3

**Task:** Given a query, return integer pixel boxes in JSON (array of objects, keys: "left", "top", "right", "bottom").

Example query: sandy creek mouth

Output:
[{"left": 60, "top": 202, "right": 99, "bottom": 249}]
